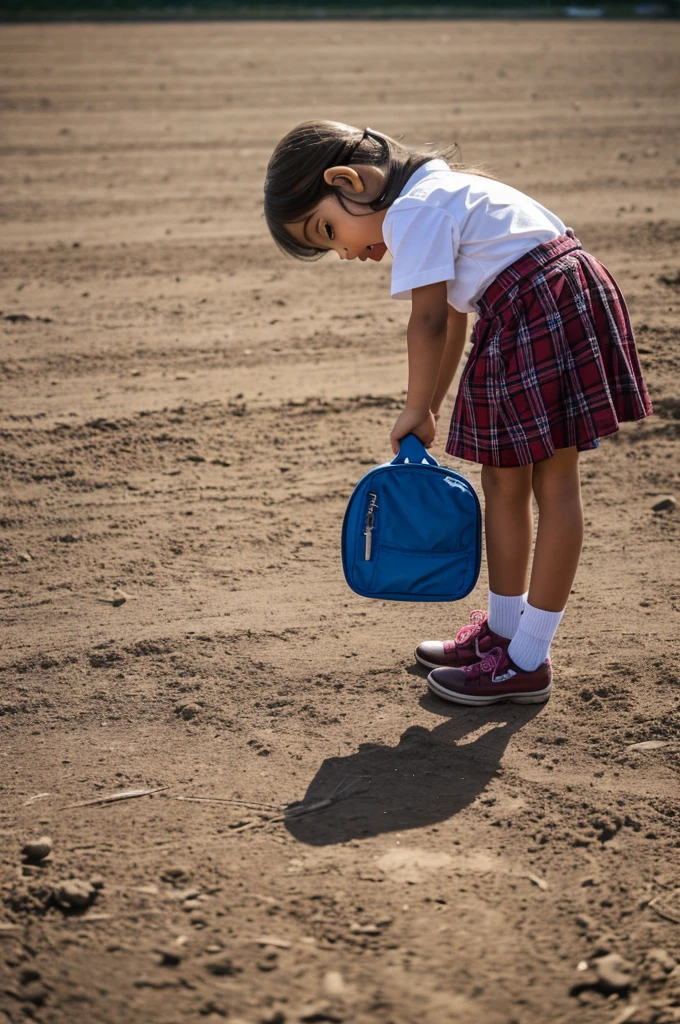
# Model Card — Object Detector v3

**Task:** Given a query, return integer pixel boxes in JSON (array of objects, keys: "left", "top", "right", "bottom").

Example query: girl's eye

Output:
[{"left": 324, "top": 223, "right": 334, "bottom": 240}]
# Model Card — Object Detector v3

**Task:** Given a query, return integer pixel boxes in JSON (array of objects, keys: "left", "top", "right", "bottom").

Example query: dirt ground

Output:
[{"left": 1, "top": 17, "right": 679, "bottom": 1024}]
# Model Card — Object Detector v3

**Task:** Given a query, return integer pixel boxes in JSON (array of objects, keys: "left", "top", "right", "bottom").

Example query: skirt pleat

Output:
[{"left": 446, "top": 231, "right": 653, "bottom": 468}]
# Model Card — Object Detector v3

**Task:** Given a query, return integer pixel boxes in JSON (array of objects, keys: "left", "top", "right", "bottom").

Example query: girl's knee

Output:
[
  {"left": 532, "top": 448, "right": 581, "bottom": 503},
  {"left": 481, "top": 463, "right": 533, "bottom": 502}
]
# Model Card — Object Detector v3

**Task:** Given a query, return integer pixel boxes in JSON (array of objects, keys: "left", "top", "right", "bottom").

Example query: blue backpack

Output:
[{"left": 341, "top": 434, "right": 482, "bottom": 602}]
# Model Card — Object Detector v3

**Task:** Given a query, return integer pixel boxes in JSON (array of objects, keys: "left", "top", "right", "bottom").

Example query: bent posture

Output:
[{"left": 263, "top": 121, "right": 652, "bottom": 706}]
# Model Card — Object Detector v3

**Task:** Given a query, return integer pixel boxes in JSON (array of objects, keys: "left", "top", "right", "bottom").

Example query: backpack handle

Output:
[{"left": 391, "top": 433, "right": 440, "bottom": 467}]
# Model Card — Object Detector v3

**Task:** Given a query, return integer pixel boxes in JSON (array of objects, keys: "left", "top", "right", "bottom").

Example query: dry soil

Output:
[{"left": 1, "top": 18, "right": 679, "bottom": 1024}]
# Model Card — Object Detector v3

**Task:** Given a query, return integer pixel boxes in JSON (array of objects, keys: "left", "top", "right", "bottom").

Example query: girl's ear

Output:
[
  {"left": 323, "top": 165, "right": 365, "bottom": 194},
  {"left": 323, "top": 164, "right": 385, "bottom": 199}
]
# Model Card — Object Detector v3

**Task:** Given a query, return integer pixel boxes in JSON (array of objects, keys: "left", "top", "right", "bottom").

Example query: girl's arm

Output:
[
  {"left": 431, "top": 307, "right": 468, "bottom": 417},
  {"left": 389, "top": 280, "right": 449, "bottom": 454}
]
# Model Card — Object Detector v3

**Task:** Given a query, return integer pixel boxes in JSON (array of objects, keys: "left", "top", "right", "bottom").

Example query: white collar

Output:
[{"left": 399, "top": 158, "right": 450, "bottom": 195}]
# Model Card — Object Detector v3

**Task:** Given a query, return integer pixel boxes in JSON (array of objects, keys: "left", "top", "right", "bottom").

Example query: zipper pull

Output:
[{"left": 364, "top": 492, "right": 378, "bottom": 561}]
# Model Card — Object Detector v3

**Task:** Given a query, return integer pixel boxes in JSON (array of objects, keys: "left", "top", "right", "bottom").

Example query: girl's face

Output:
[
  {"left": 285, "top": 195, "right": 387, "bottom": 262},
  {"left": 284, "top": 162, "right": 388, "bottom": 262}
]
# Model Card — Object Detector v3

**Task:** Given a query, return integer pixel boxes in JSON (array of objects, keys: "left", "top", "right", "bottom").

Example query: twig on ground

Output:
[
  {"left": 648, "top": 891, "right": 680, "bottom": 924},
  {"left": 232, "top": 800, "right": 333, "bottom": 832},
  {"left": 215, "top": 777, "right": 372, "bottom": 834},
  {"left": 228, "top": 819, "right": 265, "bottom": 833},
  {"left": 525, "top": 872, "right": 549, "bottom": 891},
  {"left": 611, "top": 1007, "right": 640, "bottom": 1024},
  {"left": 165, "top": 795, "right": 280, "bottom": 812},
  {"left": 65, "top": 787, "right": 169, "bottom": 809},
  {"left": 279, "top": 776, "right": 372, "bottom": 824},
  {"left": 22, "top": 792, "right": 51, "bottom": 806},
  {"left": 255, "top": 935, "right": 292, "bottom": 949},
  {"left": 88, "top": 777, "right": 373, "bottom": 848},
  {"left": 283, "top": 798, "right": 333, "bottom": 820},
  {"left": 68, "top": 844, "right": 115, "bottom": 852},
  {"left": 288, "top": 776, "right": 369, "bottom": 810}
]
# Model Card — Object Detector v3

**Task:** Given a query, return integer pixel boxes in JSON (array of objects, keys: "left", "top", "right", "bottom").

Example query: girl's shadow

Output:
[{"left": 285, "top": 693, "right": 544, "bottom": 846}]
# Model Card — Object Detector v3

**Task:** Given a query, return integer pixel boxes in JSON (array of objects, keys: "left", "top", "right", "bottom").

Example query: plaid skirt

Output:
[{"left": 446, "top": 230, "right": 653, "bottom": 468}]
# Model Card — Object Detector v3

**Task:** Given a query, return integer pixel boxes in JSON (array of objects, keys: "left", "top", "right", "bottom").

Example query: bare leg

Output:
[
  {"left": 529, "top": 447, "right": 584, "bottom": 611},
  {"left": 481, "top": 463, "right": 534, "bottom": 596}
]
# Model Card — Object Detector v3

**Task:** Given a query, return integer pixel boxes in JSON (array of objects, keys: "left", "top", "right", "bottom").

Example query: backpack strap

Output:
[{"left": 391, "top": 433, "right": 439, "bottom": 467}]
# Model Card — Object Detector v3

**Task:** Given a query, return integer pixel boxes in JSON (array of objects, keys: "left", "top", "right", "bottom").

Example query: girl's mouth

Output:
[{"left": 366, "top": 243, "right": 387, "bottom": 262}]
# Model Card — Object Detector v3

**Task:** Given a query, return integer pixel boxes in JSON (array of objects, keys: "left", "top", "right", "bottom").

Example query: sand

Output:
[{"left": 1, "top": 18, "right": 679, "bottom": 1024}]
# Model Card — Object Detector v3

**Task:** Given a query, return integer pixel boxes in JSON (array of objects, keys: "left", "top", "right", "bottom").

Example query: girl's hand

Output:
[{"left": 390, "top": 408, "right": 437, "bottom": 455}]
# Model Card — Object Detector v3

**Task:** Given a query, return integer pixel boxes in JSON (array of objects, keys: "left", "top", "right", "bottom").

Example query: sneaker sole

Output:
[{"left": 427, "top": 674, "right": 552, "bottom": 706}]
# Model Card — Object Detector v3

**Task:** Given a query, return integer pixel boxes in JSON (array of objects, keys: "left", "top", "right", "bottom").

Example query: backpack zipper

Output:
[{"left": 364, "top": 492, "right": 378, "bottom": 560}]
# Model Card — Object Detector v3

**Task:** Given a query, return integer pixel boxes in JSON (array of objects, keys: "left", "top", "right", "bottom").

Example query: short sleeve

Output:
[{"left": 385, "top": 203, "right": 459, "bottom": 301}]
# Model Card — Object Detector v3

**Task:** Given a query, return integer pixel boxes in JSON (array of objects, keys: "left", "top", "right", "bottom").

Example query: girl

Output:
[{"left": 263, "top": 121, "right": 652, "bottom": 707}]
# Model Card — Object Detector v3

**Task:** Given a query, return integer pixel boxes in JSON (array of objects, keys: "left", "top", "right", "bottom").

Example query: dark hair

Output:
[{"left": 263, "top": 120, "right": 462, "bottom": 261}]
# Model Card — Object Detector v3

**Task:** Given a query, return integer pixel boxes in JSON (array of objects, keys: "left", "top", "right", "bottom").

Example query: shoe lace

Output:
[
  {"left": 453, "top": 610, "right": 487, "bottom": 646},
  {"left": 461, "top": 646, "right": 504, "bottom": 679}
]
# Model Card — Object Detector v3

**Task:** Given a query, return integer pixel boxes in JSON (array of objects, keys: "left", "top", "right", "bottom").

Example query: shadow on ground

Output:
[{"left": 286, "top": 694, "right": 544, "bottom": 845}]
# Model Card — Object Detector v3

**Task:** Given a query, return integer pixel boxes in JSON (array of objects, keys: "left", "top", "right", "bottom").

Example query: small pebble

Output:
[
  {"left": 645, "top": 947, "right": 677, "bottom": 979},
  {"left": 21, "top": 981, "right": 47, "bottom": 1007},
  {"left": 200, "top": 1000, "right": 231, "bottom": 1019},
  {"left": 652, "top": 495, "right": 676, "bottom": 513},
  {"left": 257, "top": 951, "right": 278, "bottom": 972},
  {"left": 256, "top": 936, "right": 291, "bottom": 949},
  {"left": 182, "top": 899, "right": 203, "bottom": 912},
  {"left": 203, "top": 954, "right": 237, "bottom": 976},
  {"left": 165, "top": 887, "right": 199, "bottom": 902},
  {"left": 21, "top": 837, "right": 53, "bottom": 863},
  {"left": 323, "top": 970, "right": 348, "bottom": 997},
  {"left": 19, "top": 967, "right": 41, "bottom": 984},
  {"left": 593, "top": 952, "right": 635, "bottom": 994},
  {"left": 259, "top": 1011, "right": 286, "bottom": 1024},
  {"left": 160, "top": 864, "right": 190, "bottom": 882},
  {"left": 155, "top": 946, "right": 182, "bottom": 967},
  {"left": 180, "top": 703, "right": 201, "bottom": 721},
  {"left": 56, "top": 879, "right": 96, "bottom": 910},
  {"left": 349, "top": 922, "right": 381, "bottom": 935},
  {"left": 298, "top": 1001, "right": 342, "bottom": 1023}
]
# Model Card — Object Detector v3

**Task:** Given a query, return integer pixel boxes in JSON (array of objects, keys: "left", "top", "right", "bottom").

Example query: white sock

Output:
[
  {"left": 508, "top": 602, "right": 564, "bottom": 672},
  {"left": 487, "top": 590, "right": 528, "bottom": 640}
]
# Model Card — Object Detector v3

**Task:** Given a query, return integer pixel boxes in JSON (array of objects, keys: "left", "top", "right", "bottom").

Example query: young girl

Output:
[{"left": 263, "top": 121, "right": 652, "bottom": 707}]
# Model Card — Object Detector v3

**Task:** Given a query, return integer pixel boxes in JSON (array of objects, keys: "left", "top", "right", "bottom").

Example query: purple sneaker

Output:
[
  {"left": 415, "top": 611, "right": 510, "bottom": 671},
  {"left": 427, "top": 646, "right": 552, "bottom": 706}
]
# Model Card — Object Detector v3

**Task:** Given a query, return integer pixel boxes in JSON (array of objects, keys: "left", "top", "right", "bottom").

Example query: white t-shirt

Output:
[{"left": 381, "top": 159, "right": 566, "bottom": 313}]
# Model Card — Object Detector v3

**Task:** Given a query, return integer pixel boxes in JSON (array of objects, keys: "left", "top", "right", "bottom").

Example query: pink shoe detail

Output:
[
  {"left": 415, "top": 612, "right": 510, "bottom": 671},
  {"left": 427, "top": 647, "right": 552, "bottom": 706}
]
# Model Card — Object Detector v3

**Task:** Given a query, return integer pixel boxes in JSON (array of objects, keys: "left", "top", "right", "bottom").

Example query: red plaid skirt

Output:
[{"left": 446, "top": 231, "right": 653, "bottom": 467}]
